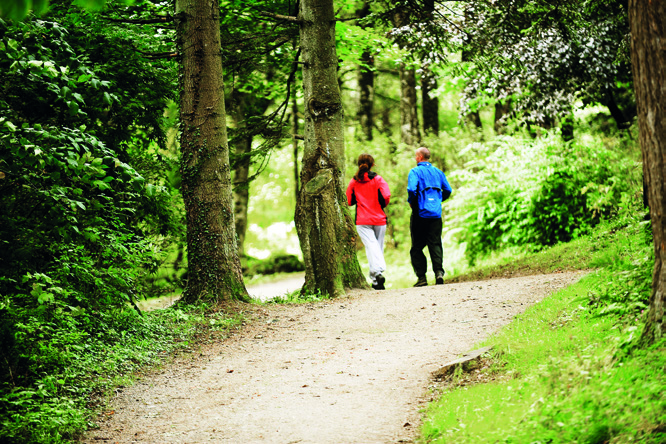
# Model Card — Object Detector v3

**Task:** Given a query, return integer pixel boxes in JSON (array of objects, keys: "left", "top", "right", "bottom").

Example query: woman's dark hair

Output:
[{"left": 354, "top": 153, "right": 374, "bottom": 181}]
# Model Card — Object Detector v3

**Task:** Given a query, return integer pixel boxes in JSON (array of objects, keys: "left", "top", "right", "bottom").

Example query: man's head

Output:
[{"left": 415, "top": 147, "right": 431, "bottom": 163}]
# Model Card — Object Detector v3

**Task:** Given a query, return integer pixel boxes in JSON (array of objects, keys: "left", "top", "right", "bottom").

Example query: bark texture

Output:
[
  {"left": 176, "top": 0, "right": 247, "bottom": 303},
  {"left": 295, "top": 0, "right": 367, "bottom": 297},
  {"left": 629, "top": 0, "right": 665, "bottom": 344},
  {"left": 358, "top": 49, "right": 375, "bottom": 141},
  {"left": 422, "top": 65, "right": 439, "bottom": 136},
  {"left": 421, "top": 0, "right": 439, "bottom": 137},
  {"left": 230, "top": 93, "right": 252, "bottom": 257},
  {"left": 393, "top": 9, "right": 421, "bottom": 146},
  {"left": 357, "top": 2, "right": 374, "bottom": 141},
  {"left": 399, "top": 66, "right": 421, "bottom": 145},
  {"left": 494, "top": 100, "right": 512, "bottom": 135},
  {"left": 292, "top": 90, "right": 300, "bottom": 203}
]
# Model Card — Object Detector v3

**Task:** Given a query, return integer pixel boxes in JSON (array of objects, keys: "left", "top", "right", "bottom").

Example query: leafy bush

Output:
[
  {"left": 447, "top": 133, "right": 641, "bottom": 264},
  {"left": 0, "top": 304, "right": 203, "bottom": 443},
  {"left": 0, "top": 11, "right": 183, "bottom": 443}
]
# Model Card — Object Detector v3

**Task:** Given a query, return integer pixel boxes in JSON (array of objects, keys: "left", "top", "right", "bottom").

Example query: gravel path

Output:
[{"left": 83, "top": 271, "right": 585, "bottom": 444}]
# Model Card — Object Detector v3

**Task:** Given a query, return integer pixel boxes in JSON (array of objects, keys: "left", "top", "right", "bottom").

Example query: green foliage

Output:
[
  {"left": 0, "top": 305, "right": 204, "bottom": 443},
  {"left": 0, "top": 0, "right": 133, "bottom": 21},
  {"left": 447, "top": 133, "right": 641, "bottom": 264},
  {"left": 0, "top": 6, "right": 182, "bottom": 442},
  {"left": 460, "top": 0, "right": 634, "bottom": 128},
  {"left": 0, "top": 12, "right": 178, "bottom": 303}
]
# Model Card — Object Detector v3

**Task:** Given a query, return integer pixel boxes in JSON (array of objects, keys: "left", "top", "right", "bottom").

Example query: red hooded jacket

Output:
[{"left": 346, "top": 171, "right": 391, "bottom": 226}]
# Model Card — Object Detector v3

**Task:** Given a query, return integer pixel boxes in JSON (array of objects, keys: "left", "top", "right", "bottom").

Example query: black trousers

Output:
[{"left": 409, "top": 213, "right": 444, "bottom": 278}]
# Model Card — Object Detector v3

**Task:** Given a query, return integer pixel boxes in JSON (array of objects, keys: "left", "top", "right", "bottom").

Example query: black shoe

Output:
[
  {"left": 373, "top": 274, "right": 386, "bottom": 290},
  {"left": 435, "top": 271, "right": 445, "bottom": 285},
  {"left": 414, "top": 276, "right": 427, "bottom": 287}
]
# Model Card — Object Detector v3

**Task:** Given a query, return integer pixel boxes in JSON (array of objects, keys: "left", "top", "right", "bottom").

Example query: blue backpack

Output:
[{"left": 418, "top": 186, "right": 443, "bottom": 218}]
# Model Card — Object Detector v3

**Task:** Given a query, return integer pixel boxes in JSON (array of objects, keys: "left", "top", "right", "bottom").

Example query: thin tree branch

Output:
[
  {"left": 259, "top": 11, "right": 301, "bottom": 23},
  {"left": 106, "top": 16, "right": 173, "bottom": 25},
  {"left": 138, "top": 51, "right": 179, "bottom": 60}
]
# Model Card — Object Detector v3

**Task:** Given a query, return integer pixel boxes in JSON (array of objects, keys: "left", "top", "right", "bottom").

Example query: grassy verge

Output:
[{"left": 419, "top": 217, "right": 664, "bottom": 443}]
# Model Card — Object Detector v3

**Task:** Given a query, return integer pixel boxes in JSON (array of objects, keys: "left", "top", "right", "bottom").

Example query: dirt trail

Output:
[{"left": 83, "top": 271, "right": 585, "bottom": 444}]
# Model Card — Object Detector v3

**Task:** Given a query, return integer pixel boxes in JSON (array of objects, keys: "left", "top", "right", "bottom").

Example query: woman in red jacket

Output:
[{"left": 346, "top": 153, "right": 391, "bottom": 290}]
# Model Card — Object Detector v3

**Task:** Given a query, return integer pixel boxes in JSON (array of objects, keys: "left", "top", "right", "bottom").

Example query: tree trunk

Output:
[
  {"left": 462, "top": 45, "right": 482, "bottom": 130},
  {"left": 175, "top": 0, "right": 247, "bottom": 303},
  {"left": 399, "top": 66, "right": 421, "bottom": 146},
  {"left": 392, "top": 10, "right": 421, "bottom": 146},
  {"left": 462, "top": 3, "right": 482, "bottom": 130},
  {"left": 230, "top": 92, "right": 252, "bottom": 257},
  {"left": 358, "top": 49, "right": 375, "bottom": 141},
  {"left": 421, "top": 0, "right": 438, "bottom": 137},
  {"left": 292, "top": 88, "right": 300, "bottom": 203},
  {"left": 294, "top": 0, "right": 367, "bottom": 297},
  {"left": 422, "top": 64, "right": 439, "bottom": 136},
  {"left": 357, "top": 2, "right": 374, "bottom": 141},
  {"left": 494, "top": 100, "right": 512, "bottom": 134},
  {"left": 629, "top": 0, "right": 665, "bottom": 345}
]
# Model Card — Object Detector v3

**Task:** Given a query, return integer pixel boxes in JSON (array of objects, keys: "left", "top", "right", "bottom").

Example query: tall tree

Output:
[
  {"left": 421, "top": 64, "right": 439, "bottom": 136},
  {"left": 356, "top": 1, "right": 375, "bottom": 141},
  {"left": 175, "top": 0, "right": 247, "bottom": 303},
  {"left": 294, "top": 0, "right": 367, "bottom": 297},
  {"left": 629, "top": 0, "right": 665, "bottom": 344},
  {"left": 392, "top": 8, "right": 421, "bottom": 146},
  {"left": 420, "top": 0, "right": 438, "bottom": 136},
  {"left": 292, "top": 85, "right": 301, "bottom": 203},
  {"left": 357, "top": 48, "right": 375, "bottom": 141},
  {"left": 230, "top": 92, "right": 253, "bottom": 257}
]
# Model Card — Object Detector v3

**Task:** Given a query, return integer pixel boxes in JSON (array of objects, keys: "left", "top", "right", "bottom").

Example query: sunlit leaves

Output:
[
  {"left": 447, "top": 134, "right": 640, "bottom": 263},
  {"left": 458, "top": 0, "right": 633, "bottom": 125}
]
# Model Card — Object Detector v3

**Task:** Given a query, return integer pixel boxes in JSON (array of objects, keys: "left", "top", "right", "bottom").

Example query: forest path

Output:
[{"left": 83, "top": 271, "right": 586, "bottom": 444}]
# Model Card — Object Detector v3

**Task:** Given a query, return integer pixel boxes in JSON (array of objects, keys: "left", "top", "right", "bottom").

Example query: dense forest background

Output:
[{"left": 0, "top": 0, "right": 663, "bottom": 442}]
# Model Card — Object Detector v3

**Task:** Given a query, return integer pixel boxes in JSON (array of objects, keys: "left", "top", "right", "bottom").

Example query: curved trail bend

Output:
[{"left": 84, "top": 271, "right": 585, "bottom": 444}]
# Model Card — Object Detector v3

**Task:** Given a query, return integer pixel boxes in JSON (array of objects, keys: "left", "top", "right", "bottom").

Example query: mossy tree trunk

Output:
[
  {"left": 294, "top": 0, "right": 367, "bottom": 297},
  {"left": 175, "top": 0, "right": 247, "bottom": 303},
  {"left": 629, "top": 0, "right": 665, "bottom": 345}
]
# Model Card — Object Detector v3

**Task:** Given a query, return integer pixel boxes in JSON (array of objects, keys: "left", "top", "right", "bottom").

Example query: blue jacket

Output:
[{"left": 407, "top": 162, "right": 452, "bottom": 218}]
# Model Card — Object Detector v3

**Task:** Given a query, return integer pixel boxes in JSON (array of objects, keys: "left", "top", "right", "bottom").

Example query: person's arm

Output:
[
  {"left": 377, "top": 176, "right": 391, "bottom": 207},
  {"left": 346, "top": 180, "right": 356, "bottom": 206},
  {"left": 407, "top": 169, "right": 419, "bottom": 207},
  {"left": 440, "top": 171, "right": 452, "bottom": 201}
]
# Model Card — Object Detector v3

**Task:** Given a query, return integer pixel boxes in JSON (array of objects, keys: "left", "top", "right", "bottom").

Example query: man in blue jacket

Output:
[{"left": 407, "top": 147, "right": 452, "bottom": 287}]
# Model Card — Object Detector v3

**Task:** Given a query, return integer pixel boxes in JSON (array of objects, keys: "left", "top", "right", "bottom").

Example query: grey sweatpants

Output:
[{"left": 356, "top": 224, "right": 387, "bottom": 284}]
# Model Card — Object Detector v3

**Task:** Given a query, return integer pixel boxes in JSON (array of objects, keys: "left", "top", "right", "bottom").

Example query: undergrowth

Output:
[
  {"left": 264, "top": 288, "right": 327, "bottom": 304},
  {"left": 0, "top": 305, "right": 241, "bottom": 443}
]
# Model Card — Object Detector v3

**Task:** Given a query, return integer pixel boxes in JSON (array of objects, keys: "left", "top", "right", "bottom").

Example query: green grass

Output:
[
  {"left": 418, "top": 215, "right": 664, "bottom": 443},
  {"left": 420, "top": 272, "right": 664, "bottom": 443}
]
